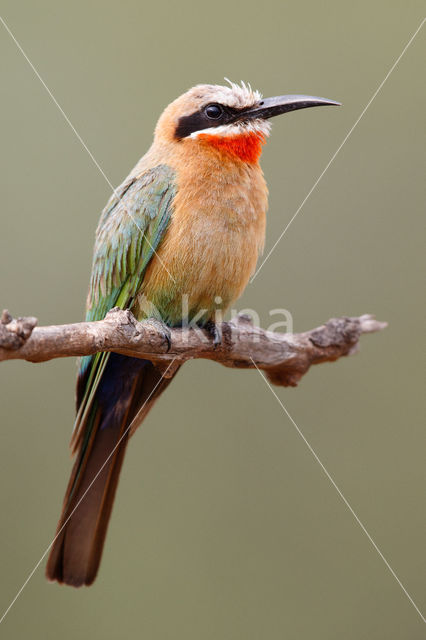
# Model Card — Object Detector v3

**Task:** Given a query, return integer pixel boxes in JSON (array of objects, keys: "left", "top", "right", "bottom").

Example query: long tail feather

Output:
[{"left": 46, "top": 354, "right": 175, "bottom": 586}]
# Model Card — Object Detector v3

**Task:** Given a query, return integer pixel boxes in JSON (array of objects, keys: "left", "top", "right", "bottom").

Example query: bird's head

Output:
[{"left": 154, "top": 80, "right": 340, "bottom": 163}]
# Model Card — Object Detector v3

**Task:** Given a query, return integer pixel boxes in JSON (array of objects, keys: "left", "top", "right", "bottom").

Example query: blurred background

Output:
[{"left": 0, "top": 1, "right": 424, "bottom": 638}]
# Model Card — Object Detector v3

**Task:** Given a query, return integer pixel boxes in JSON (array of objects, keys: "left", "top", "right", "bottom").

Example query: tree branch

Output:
[{"left": 0, "top": 308, "right": 387, "bottom": 386}]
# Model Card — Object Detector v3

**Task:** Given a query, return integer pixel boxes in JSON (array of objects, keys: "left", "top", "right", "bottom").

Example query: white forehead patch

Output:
[{"left": 191, "top": 79, "right": 262, "bottom": 110}]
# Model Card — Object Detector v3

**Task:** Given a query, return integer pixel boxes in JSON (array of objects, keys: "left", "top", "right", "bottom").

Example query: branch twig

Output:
[{"left": 0, "top": 308, "right": 387, "bottom": 386}]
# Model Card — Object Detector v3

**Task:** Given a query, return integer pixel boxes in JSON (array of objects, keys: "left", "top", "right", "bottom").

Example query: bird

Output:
[{"left": 46, "top": 80, "right": 339, "bottom": 586}]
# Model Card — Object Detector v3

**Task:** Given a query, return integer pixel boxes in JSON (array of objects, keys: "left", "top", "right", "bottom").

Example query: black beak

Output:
[{"left": 232, "top": 94, "right": 341, "bottom": 122}]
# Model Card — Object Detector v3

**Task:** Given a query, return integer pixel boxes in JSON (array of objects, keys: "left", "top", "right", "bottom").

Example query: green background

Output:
[{"left": 0, "top": 1, "right": 424, "bottom": 638}]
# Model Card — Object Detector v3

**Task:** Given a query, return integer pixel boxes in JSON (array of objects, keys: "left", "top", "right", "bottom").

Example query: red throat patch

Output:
[{"left": 198, "top": 132, "right": 265, "bottom": 163}]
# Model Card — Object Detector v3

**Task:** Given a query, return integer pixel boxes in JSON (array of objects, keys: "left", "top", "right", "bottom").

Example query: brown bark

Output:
[{"left": 0, "top": 308, "right": 387, "bottom": 387}]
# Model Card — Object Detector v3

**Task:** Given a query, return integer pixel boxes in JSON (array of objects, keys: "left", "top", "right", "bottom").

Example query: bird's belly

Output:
[
  {"left": 136, "top": 208, "right": 265, "bottom": 326},
  {"left": 133, "top": 156, "right": 267, "bottom": 325}
]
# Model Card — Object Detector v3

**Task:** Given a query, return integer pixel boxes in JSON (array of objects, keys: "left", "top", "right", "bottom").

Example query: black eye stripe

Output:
[{"left": 174, "top": 104, "right": 244, "bottom": 139}]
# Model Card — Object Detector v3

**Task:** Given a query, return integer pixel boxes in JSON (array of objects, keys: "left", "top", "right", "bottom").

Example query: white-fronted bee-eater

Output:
[{"left": 46, "top": 81, "right": 339, "bottom": 586}]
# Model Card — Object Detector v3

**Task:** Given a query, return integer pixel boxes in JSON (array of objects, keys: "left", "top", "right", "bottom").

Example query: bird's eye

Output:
[{"left": 205, "top": 104, "right": 224, "bottom": 119}]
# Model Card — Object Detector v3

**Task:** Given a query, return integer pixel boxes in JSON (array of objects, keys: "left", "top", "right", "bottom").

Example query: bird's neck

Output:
[{"left": 197, "top": 132, "right": 265, "bottom": 164}]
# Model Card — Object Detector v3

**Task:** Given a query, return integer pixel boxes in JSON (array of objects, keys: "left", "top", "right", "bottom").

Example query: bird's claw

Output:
[
  {"left": 205, "top": 320, "right": 222, "bottom": 348},
  {"left": 145, "top": 318, "right": 172, "bottom": 352}
]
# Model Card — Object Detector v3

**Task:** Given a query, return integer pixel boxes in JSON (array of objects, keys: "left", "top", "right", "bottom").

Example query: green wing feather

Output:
[{"left": 71, "top": 163, "right": 176, "bottom": 451}]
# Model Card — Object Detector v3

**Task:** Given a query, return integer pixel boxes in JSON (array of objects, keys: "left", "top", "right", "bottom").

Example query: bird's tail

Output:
[{"left": 45, "top": 353, "right": 175, "bottom": 587}]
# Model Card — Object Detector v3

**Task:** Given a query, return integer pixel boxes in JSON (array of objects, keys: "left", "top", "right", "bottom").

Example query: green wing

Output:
[
  {"left": 86, "top": 163, "right": 176, "bottom": 323},
  {"left": 72, "top": 163, "right": 176, "bottom": 450}
]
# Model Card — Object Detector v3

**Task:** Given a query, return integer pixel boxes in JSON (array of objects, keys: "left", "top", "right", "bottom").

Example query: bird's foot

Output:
[
  {"left": 145, "top": 318, "right": 172, "bottom": 352},
  {"left": 205, "top": 320, "right": 222, "bottom": 348}
]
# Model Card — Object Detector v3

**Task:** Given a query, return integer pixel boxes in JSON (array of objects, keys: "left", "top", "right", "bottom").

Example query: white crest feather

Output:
[
  {"left": 188, "top": 80, "right": 262, "bottom": 110},
  {"left": 223, "top": 78, "right": 263, "bottom": 107}
]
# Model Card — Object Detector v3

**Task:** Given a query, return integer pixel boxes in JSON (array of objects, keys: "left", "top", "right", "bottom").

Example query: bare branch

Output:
[{"left": 0, "top": 308, "right": 387, "bottom": 386}]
